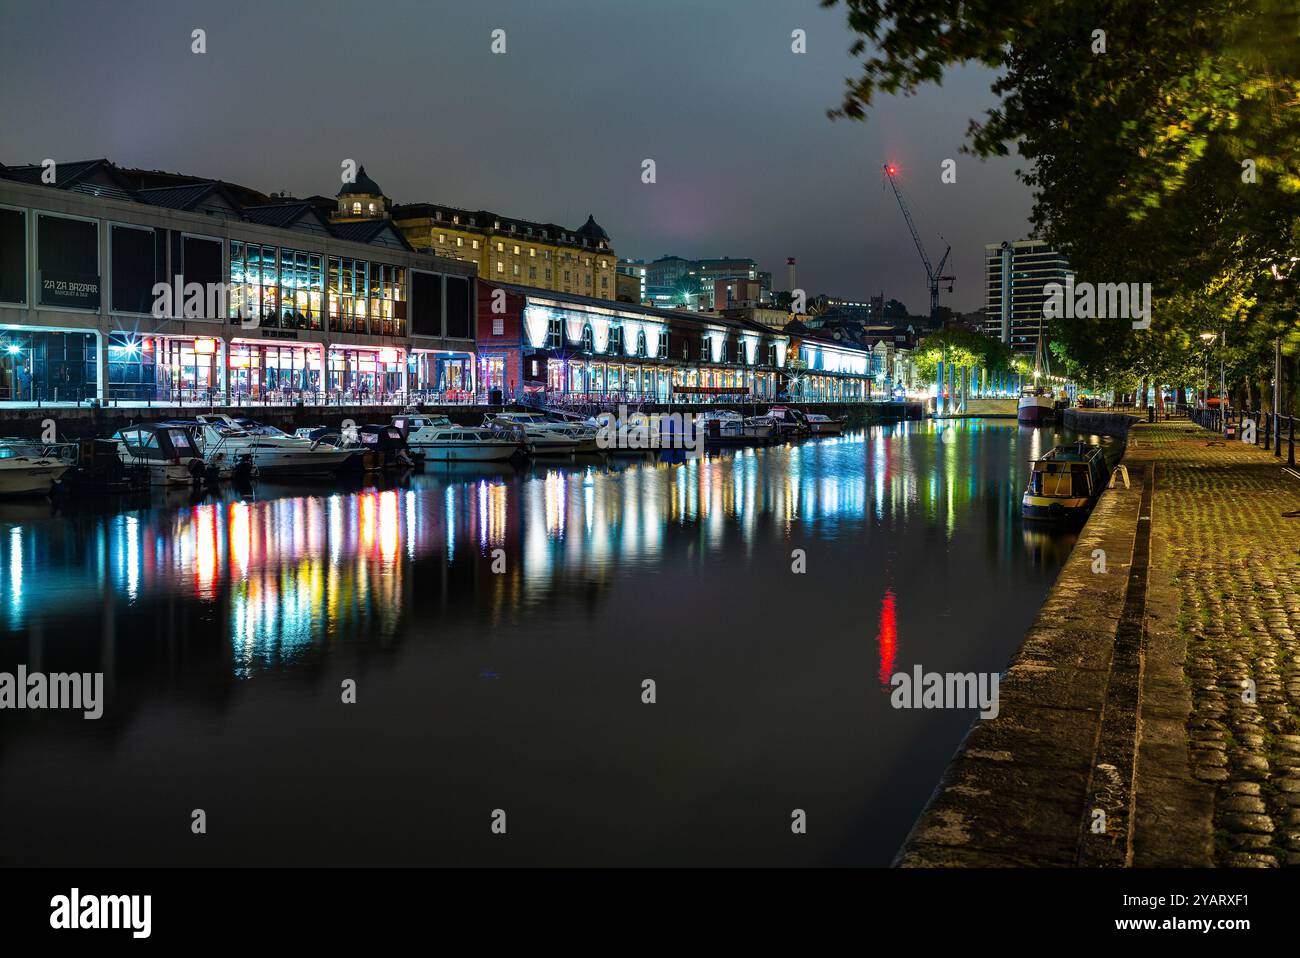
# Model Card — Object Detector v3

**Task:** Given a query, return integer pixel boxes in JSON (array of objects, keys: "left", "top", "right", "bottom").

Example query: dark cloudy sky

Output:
[{"left": 0, "top": 0, "right": 1034, "bottom": 312}]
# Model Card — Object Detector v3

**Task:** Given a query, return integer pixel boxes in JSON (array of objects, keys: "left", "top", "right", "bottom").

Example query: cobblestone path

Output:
[{"left": 1127, "top": 420, "right": 1300, "bottom": 867}]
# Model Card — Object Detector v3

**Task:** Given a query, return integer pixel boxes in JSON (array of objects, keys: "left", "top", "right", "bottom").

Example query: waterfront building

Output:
[
  {"left": 390, "top": 191, "right": 618, "bottom": 301},
  {"left": 983, "top": 239, "right": 1070, "bottom": 353},
  {"left": 0, "top": 160, "right": 476, "bottom": 405},
  {"left": 474, "top": 279, "right": 874, "bottom": 404}
]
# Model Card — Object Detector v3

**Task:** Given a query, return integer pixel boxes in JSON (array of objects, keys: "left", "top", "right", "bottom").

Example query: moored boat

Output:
[
  {"left": 111, "top": 422, "right": 204, "bottom": 486},
  {"left": 1022, "top": 442, "right": 1109, "bottom": 520},
  {"left": 0, "top": 440, "right": 73, "bottom": 496},
  {"left": 194, "top": 414, "right": 356, "bottom": 477},
  {"left": 483, "top": 412, "right": 581, "bottom": 455},
  {"left": 701, "top": 409, "right": 776, "bottom": 445}
]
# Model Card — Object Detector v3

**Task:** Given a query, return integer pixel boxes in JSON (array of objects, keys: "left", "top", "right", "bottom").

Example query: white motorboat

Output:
[
  {"left": 701, "top": 409, "right": 776, "bottom": 444},
  {"left": 804, "top": 413, "right": 847, "bottom": 436},
  {"left": 112, "top": 423, "right": 204, "bottom": 486},
  {"left": 194, "top": 414, "right": 355, "bottom": 476},
  {"left": 0, "top": 440, "right": 72, "bottom": 496},
  {"left": 409, "top": 423, "right": 522, "bottom": 462},
  {"left": 483, "top": 412, "right": 582, "bottom": 455}
]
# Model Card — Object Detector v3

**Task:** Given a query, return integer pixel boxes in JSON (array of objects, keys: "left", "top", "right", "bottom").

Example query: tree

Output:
[{"left": 823, "top": 0, "right": 1300, "bottom": 400}]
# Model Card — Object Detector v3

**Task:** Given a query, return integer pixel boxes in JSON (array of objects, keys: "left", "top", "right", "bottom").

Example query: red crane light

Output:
[{"left": 886, "top": 165, "right": 897, "bottom": 176}]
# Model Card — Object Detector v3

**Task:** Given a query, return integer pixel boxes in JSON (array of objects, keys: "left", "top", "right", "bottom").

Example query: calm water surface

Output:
[{"left": 0, "top": 419, "right": 1115, "bottom": 865}]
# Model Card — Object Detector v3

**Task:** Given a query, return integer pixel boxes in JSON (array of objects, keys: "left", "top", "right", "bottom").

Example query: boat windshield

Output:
[{"left": 0, "top": 444, "right": 42, "bottom": 459}]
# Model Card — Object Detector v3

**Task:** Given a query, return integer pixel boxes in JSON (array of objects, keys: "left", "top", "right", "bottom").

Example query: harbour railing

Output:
[{"left": 1193, "top": 405, "right": 1297, "bottom": 466}]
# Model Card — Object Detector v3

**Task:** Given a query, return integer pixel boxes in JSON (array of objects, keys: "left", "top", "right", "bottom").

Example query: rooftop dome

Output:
[
  {"left": 338, "top": 165, "right": 384, "bottom": 197},
  {"left": 574, "top": 214, "right": 609, "bottom": 243}
]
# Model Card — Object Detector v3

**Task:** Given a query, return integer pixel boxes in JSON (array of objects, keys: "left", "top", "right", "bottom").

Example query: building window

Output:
[
  {"left": 598, "top": 259, "right": 606, "bottom": 269},
  {"left": 512, "top": 263, "right": 520, "bottom": 277},
  {"left": 581, "top": 327, "right": 593, "bottom": 351},
  {"left": 452, "top": 214, "right": 460, "bottom": 224},
  {"left": 545, "top": 269, "right": 552, "bottom": 281},
  {"left": 512, "top": 245, "right": 519, "bottom": 255},
  {"left": 601, "top": 276, "right": 608, "bottom": 289},
  {"left": 543, "top": 250, "right": 550, "bottom": 260},
  {"left": 37, "top": 214, "right": 100, "bottom": 309},
  {"left": 368, "top": 203, "right": 376, "bottom": 214},
  {"left": 496, "top": 242, "right": 504, "bottom": 252},
  {"left": 563, "top": 270, "right": 570, "bottom": 283},
  {"left": 456, "top": 236, "right": 463, "bottom": 247},
  {"left": 438, "top": 234, "right": 446, "bottom": 244},
  {"left": 496, "top": 261, "right": 504, "bottom": 273},
  {"left": 110, "top": 224, "right": 160, "bottom": 314},
  {"left": 529, "top": 266, "right": 537, "bottom": 280},
  {"left": 529, "top": 248, "right": 536, "bottom": 257},
  {"left": 352, "top": 202, "right": 362, "bottom": 215},
  {"left": 659, "top": 333, "right": 669, "bottom": 358},
  {"left": 0, "top": 208, "right": 25, "bottom": 304},
  {"left": 472, "top": 240, "right": 480, "bottom": 250}
]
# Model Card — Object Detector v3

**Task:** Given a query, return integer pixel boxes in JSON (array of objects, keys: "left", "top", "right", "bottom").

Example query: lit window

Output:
[
  {"left": 564, "top": 271, "right": 571, "bottom": 283},
  {"left": 513, "top": 245, "right": 519, "bottom": 255},
  {"left": 351, "top": 202, "right": 361, "bottom": 215},
  {"left": 438, "top": 234, "right": 446, "bottom": 244},
  {"left": 529, "top": 248, "right": 535, "bottom": 257},
  {"left": 496, "top": 242, "right": 504, "bottom": 252},
  {"left": 545, "top": 269, "right": 552, "bottom": 281},
  {"left": 472, "top": 240, "right": 480, "bottom": 250},
  {"left": 368, "top": 203, "right": 376, "bottom": 214},
  {"left": 497, "top": 262, "right": 504, "bottom": 273},
  {"left": 452, "top": 215, "right": 460, "bottom": 224},
  {"left": 513, "top": 263, "right": 520, "bottom": 276},
  {"left": 456, "top": 236, "right": 463, "bottom": 247}
]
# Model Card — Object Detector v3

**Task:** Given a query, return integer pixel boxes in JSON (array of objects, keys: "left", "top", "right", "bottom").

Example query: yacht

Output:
[
  {"left": 483, "top": 412, "right": 582, "bottom": 455},
  {"left": 111, "top": 422, "right": 204, "bottom": 486},
  {"left": 193, "top": 414, "right": 355, "bottom": 477},
  {"left": 0, "top": 440, "right": 73, "bottom": 496},
  {"left": 1018, "top": 333, "right": 1057, "bottom": 424}
]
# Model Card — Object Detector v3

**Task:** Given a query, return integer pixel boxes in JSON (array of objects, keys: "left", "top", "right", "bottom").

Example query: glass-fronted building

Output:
[{"left": 0, "top": 159, "right": 477, "bottom": 405}]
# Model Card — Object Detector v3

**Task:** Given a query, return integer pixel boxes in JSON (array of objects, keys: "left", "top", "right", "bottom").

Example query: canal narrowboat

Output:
[
  {"left": 1021, "top": 442, "right": 1110, "bottom": 520},
  {"left": 111, "top": 423, "right": 204, "bottom": 486}
]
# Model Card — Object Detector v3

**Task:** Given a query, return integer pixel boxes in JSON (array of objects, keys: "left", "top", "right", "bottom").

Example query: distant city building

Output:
[
  {"left": 616, "top": 258, "right": 647, "bottom": 303},
  {"left": 644, "top": 255, "right": 770, "bottom": 309},
  {"left": 390, "top": 183, "right": 617, "bottom": 300},
  {"left": 984, "top": 240, "right": 1070, "bottom": 352}
]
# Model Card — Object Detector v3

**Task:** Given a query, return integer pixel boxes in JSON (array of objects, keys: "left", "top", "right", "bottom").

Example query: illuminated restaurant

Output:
[{"left": 476, "top": 280, "right": 875, "bottom": 403}]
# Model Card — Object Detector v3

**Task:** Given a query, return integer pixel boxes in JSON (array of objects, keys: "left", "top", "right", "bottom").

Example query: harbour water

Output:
[{"left": 0, "top": 419, "right": 1115, "bottom": 865}]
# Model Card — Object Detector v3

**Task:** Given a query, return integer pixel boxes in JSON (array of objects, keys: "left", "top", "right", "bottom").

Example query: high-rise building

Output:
[
  {"left": 984, "top": 240, "right": 1070, "bottom": 352},
  {"left": 644, "top": 255, "right": 770, "bottom": 309}
]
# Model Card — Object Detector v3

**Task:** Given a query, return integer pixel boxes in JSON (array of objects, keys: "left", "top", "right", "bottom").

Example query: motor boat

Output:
[
  {"left": 392, "top": 405, "right": 523, "bottom": 462},
  {"left": 193, "top": 414, "right": 355, "bottom": 477},
  {"left": 0, "top": 440, "right": 73, "bottom": 496},
  {"left": 804, "top": 412, "right": 847, "bottom": 436},
  {"left": 1022, "top": 442, "right": 1109, "bottom": 520},
  {"left": 111, "top": 422, "right": 204, "bottom": 486},
  {"left": 701, "top": 409, "right": 776, "bottom": 445},
  {"left": 483, "top": 412, "right": 581, "bottom": 455},
  {"left": 762, "top": 405, "right": 818, "bottom": 438}
]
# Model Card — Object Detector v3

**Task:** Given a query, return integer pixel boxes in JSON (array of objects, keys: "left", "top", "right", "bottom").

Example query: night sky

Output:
[{"left": 0, "top": 0, "right": 1033, "bottom": 312}]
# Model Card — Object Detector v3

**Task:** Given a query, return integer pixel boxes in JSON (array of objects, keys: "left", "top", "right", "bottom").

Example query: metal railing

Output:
[{"left": 1192, "top": 405, "right": 1296, "bottom": 466}]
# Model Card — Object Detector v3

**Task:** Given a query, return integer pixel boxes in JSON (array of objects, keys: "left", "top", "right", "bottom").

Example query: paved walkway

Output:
[
  {"left": 1127, "top": 420, "right": 1300, "bottom": 867},
  {"left": 898, "top": 417, "right": 1300, "bottom": 867}
]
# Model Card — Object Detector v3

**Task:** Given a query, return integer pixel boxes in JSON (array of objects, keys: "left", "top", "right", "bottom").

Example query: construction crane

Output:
[{"left": 883, "top": 164, "right": 954, "bottom": 325}]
